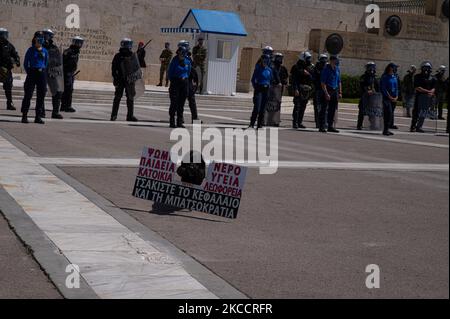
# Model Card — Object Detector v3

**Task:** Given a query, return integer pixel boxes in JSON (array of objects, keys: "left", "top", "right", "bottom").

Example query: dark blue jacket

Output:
[
  {"left": 251, "top": 63, "right": 273, "bottom": 88},
  {"left": 320, "top": 64, "right": 341, "bottom": 90},
  {"left": 168, "top": 56, "right": 191, "bottom": 81},
  {"left": 380, "top": 73, "right": 399, "bottom": 98},
  {"left": 23, "top": 47, "right": 48, "bottom": 73}
]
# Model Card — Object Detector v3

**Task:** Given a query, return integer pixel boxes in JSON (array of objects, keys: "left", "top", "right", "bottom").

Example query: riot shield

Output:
[
  {"left": 46, "top": 46, "right": 64, "bottom": 96},
  {"left": 120, "top": 53, "right": 143, "bottom": 84},
  {"left": 134, "top": 78, "right": 145, "bottom": 100},
  {"left": 265, "top": 85, "right": 283, "bottom": 126},
  {"left": 417, "top": 94, "right": 434, "bottom": 119}
]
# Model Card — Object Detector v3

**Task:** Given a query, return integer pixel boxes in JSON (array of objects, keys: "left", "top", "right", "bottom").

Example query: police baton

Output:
[{"left": 73, "top": 70, "right": 81, "bottom": 78}]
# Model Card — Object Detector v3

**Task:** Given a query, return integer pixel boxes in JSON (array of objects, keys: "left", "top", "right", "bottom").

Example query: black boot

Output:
[
  {"left": 5, "top": 90, "right": 15, "bottom": 110},
  {"left": 34, "top": 117, "right": 45, "bottom": 124},
  {"left": 177, "top": 117, "right": 185, "bottom": 128},
  {"left": 21, "top": 113, "right": 29, "bottom": 124},
  {"left": 51, "top": 95, "right": 63, "bottom": 119},
  {"left": 169, "top": 116, "right": 176, "bottom": 128}
]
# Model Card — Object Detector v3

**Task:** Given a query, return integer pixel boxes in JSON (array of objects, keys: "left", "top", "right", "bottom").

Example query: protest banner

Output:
[{"left": 132, "top": 147, "right": 247, "bottom": 219}]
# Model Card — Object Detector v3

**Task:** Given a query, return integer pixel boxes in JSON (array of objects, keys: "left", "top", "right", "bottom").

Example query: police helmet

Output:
[
  {"left": 0, "top": 28, "right": 8, "bottom": 40},
  {"left": 42, "top": 28, "right": 54, "bottom": 42},
  {"left": 438, "top": 65, "right": 447, "bottom": 73},
  {"left": 177, "top": 45, "right": 188, "bottom": 57},
  {"left": 366, "top": 61, "right": 376, "bottom": 69},
  {"left": 262, "top": 46, "right": 274, "bottom": 56},
  {"left": 421, "top": 61, "right": 432, "bottom": 72},
  {"left": 178, "top": 40, "right": 190, "bottom": 50},
  {"left": 409, "top": 65, "right": 417, "bottom": 72},
  {"left": 120, "top": 38, "right": 133, "bottom": 50},
  {"left": 72, "top": 36, "right": 84, "bottom": 48},
  {"left": 318, "top": 53, "right": 329, "bottom": 63},
  {"left": 299, "top": 51, "right": 312, "bottom": 62},
  {"left": 274, "top": 52, "right": 284, "bottom": 64}
]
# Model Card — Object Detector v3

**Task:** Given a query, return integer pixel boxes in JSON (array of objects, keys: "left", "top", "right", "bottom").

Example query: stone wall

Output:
[{"left": 1, "top": 0, "right": 448, "bottom": 87}]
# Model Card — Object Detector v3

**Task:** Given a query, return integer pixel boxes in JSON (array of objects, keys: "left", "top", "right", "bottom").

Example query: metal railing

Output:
[{"left": 363, "top": 0, "right": 426, "bottom": 14}]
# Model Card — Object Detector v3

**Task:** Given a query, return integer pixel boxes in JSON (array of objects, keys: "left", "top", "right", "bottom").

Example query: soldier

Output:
[
  {"left": 21, "top": 32, "right": 48, "bottom": 124},
  {"left": 312, "top": 54, "right": 328, "bottom": 128},
  {"left": 435, "top": 65, "right": 447, "bottom": 120},
  {"left": 291, "top": 52, "right": 314, "bottom": 129},
  {"left": 192, "top": 37, "right": 207, "bottom": 94},
  {"left": 61, "top": 36, "right": 83, "bottom": 113},
  {"left": 402, "top": 65, "right": 417, "bottom": 118},
  {"left": 357, "top": 62, "right": 380, "bottom": 130},
  {"left": 168, "top": 45, "right": 191, "bottom": 128},
  {"left": 265, "top": 52, "right": 288, "bottom": 127},
  {"left": 110, "top": 38, "right": 140, "bottom": 122},
  {"left": 137, "top": 41, "right": 147, "bottom": 69},
  {"left": 410, "top": 62, "right": 437, "bottom": 133},
  {"left": 380, "top": 63, "right": 399, "bottom": 136},
  {"left": 0, "top": 28, "right": 20, "bottom": 110},
  {"left": 42, "top": 29, "right": 64, "bottom": 119},
  {"left": 158, "top": 42, "right": 172, "bottom": 87},
  {"left": 319, "top": 55, "right": 342, "bottom": 133},
  {"left": 250, "top": 54, "right": 273, "bottom": 129}
]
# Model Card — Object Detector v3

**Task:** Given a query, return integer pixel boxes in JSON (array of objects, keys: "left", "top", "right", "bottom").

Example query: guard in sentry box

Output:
[
  {"left": 0, "top": 27, "right": 20, "bottom": 111},
  {"left": 61, "top": 36, "right": 84, "bottom": 113},
  {"left": 111, "top": 38, "right": 139, "bottom": 122},
  {"left": 21, "top": 32, "right": 48, "bottom": 124},
  {"left": 42, "top": 29, "right": 64, "bottom": 120}
]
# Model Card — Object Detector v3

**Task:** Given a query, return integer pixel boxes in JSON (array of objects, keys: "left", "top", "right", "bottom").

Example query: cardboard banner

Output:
[{"left": 132, "top": 147, "right": 247, "bottom": 219}]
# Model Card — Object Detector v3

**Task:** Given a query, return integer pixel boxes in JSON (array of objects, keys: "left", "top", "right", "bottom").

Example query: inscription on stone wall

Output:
[
  {"left": 51, "top": 26, "right": 115, "bottom": 61},
  {"left": 0, "top": 0, "right": 62, "bottom": 7}
]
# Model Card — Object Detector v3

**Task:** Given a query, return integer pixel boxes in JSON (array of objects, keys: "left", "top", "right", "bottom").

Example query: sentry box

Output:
[{"left": 161, "top": 9, "right": 248, "bottom": 96}]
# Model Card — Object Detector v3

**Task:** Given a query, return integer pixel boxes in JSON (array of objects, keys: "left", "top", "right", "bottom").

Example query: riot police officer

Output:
[
  {"left": 402, "top": 65, "right": 417, "bottom": 118},
  {"left": 0, "top": 28, "right": 20, "bottom": 110},
  {"left": 111, "top": 38, "right": 139, "bottom": 122},
  {"left": 435, "top": 65, "right": 447, "bottom": 120},
  {"left": 42, "top": 29, "right": 64, "bottom": 119},
  {"left": 410, "top": 62, "right": 437, "bottom": 133},
  {"left": 61, "top": 36, "right": 83, "bottom": 113},
  {"left": 21, "top": 32, "right": 48, "bottom": 124},
  {"left": 168, "top": 45, "right": 191, "bottom": 128},
  {"left": 291, "top": 52, "right": 314, "bottom": 129},
  {"left": 265, "top": 52, "right": 288, "bottom": 127},
  {"left": 357, "top": 62, "right": 380, "bottom": 130},
  {"left": 312, "top": 54, "right": 328, "bottom": 128}
]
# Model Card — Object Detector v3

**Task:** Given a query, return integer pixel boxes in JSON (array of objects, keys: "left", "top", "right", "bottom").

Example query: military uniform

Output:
[
  {"left": 159, "top": 48, "right": 173, "bottom": 86},
  {"left": 61, "top": 45, "right": 80, "bottom": 112},
  {"left": 0, "top": 37, "right": 20, "bottom": 110},
  {"left": 192, "top": 44, "right": 207, "bottom": 93}
]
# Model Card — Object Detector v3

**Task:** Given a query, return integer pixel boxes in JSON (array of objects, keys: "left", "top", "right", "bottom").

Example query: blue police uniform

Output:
[
  {"left": 319, "top": 63, "right": 341, "bottom": 131},
  {"left": 168, "top": 56, "right": 191, "bottom": 127},
  {"left": 250, "top": 63, "right": 273, "bottom": 128},
  {"left": 380, "top": 73, "right": 399, "bottom": 134},
  {"left": 21, "top": 46, "right": 48, "bottom": 122}
]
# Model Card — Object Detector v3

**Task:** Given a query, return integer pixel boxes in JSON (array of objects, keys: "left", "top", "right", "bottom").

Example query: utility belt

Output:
[
  {"left": 255, "top": 83, "right": 270, "bottom": 91},
  {"left": 29, "top": 67, "right": 45, "bottom": 73}
]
